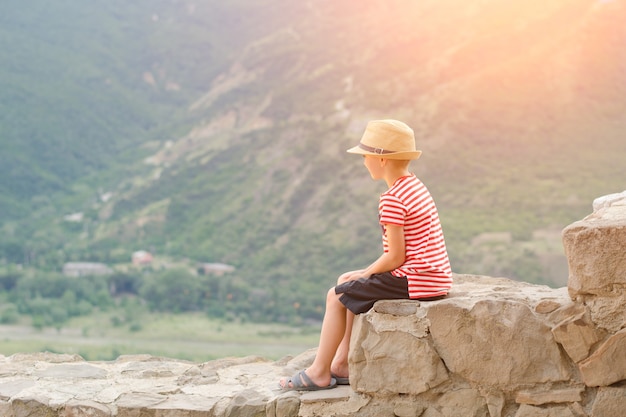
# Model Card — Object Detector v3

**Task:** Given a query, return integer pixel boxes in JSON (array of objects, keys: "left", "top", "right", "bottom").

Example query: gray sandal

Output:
[
  {"left": 281, "top": 370, "right": 337, "bottom": 391},
  {"left": 332, "top": 373, "right": 350, "bottom": 385}
]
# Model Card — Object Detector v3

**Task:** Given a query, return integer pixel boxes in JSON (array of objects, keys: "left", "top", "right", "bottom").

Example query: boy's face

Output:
[{"left": 363, "top": 155, "right": 385, "bottom": 180}]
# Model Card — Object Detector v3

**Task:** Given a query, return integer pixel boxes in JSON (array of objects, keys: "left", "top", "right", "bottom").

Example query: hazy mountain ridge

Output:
[{"left": 1, "top": 0, "right": 625, "bottom": 304}]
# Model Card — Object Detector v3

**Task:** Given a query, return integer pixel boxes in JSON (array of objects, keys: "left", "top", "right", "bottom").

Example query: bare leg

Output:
[
  {"left": 280, "top": 287, "right": 346, "bottom": 388},
  {"left": 330, "top": 309, "right": 353, "bottom": 378}
]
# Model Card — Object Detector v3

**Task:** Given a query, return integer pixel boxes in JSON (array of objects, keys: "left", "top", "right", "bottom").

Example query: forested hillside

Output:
[{"left": 1, "top": 0, "right": 625, "bottom": 326}]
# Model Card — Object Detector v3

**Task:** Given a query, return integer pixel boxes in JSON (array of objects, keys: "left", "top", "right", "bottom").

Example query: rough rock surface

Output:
[
  {"left": 1, "top": 192, "right": 625, "bottom": 417},
  {"left": 563, "top": 190, "right": 626, "bottom": 333}
]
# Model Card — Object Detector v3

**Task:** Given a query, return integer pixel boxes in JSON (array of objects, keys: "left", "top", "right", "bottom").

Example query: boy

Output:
[{"left": 280, "top": 119, "right": 452, "bottom": 390}]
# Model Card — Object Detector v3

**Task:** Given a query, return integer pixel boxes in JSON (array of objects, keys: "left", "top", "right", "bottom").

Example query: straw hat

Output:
[{"left": 347, "top": 119, "right": 422, "bottom": 160}]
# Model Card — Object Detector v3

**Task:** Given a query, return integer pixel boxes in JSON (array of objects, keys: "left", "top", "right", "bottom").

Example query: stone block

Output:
[
  {"left": 151, "top": 394, "right": 220, "bottom": 416},
  {"left": 116, "top": 392, "right": 167, "bottom": 417},
  {"left": 578, "top": 328, "right": 626, "bottom": 386},
  {"left": 515, "top": 387, "right": 584, "bottom": 405},
  {"left": 34, "top": 363, "right": 108, "bottom": 379},
  {"left": 590, "top": 386, "right": 626, "bottom": 417},
  {"left": 584, "top": 296, "right": 626, "bottom": 333},
  {"left": 436, "top": 388, "right": 488, "bottom": 417},
  {"left": 562, "top": 196, "right": 626, "bottom": 294},
  {"left": 592, "top": 190, "right": 626, "bottom": 211},
  {"left": 428, "top": 298, "right": 571, "bottom": 390},
  {"left": 64, "top": 400, "right": 113, "bottom": 417},
  {"left": 562, "top": 199, "right": 626, "bottom": 332},
  {"left": 514, "top": 404, "right": 577, "bottom": 417},
  {"left": 270, "top": 391, "right": 300, "bottom": 417},
  {"left": 223, "top": 388, "right": 268, "bottom": 417},
  {"left": 10, "top": 397, "right": 56, "bottom": 417},
  {"left": 551, "top": 309, "right": 606, "bottom": 362},
  {"left": 0, "top": 380, "right": 35, "bottom": 401},
  {"left": 349, "top": 307, "right": 448, "bottom": 395},
  {"left": 298, "top": 388, "right": 369, "bottom": 417},
  {"left": 393, "top": 401, "right": 425, "bottom": 417}
]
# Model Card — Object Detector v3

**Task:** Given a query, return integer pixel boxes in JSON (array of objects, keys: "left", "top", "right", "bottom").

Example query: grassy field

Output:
[{"left": 0, "top": 312, "right": 320, "bottom": 362}]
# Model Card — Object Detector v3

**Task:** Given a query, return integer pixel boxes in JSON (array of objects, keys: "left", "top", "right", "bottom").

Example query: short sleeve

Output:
[{"left": 379, "top": 193, "right": 406, "bottom": 226}]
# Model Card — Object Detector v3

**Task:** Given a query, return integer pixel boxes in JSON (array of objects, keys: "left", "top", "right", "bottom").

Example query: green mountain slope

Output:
[
  {"left": 1, "top": 0, "right": 625, "bottom": 319},
  {"left": 0, "top": 0, "right": 259, "bottom": 219}
]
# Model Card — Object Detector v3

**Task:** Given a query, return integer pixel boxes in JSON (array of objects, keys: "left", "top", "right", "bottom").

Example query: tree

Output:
[{"left": 140, "top": 268, "right": 206, "bottom": 312}]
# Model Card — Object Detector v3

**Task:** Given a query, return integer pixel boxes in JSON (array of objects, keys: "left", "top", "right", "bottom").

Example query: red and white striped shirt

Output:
[{"left": 379, "top": 174, "right": 452, "bottom": 299}]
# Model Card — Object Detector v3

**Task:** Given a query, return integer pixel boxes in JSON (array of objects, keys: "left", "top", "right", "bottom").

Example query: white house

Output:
[
  {"left": 62, "top": 262, "right": 113, "bottom": 277},
  {"left": 199, "top": 263, "right": 235, "bottom": 276}
]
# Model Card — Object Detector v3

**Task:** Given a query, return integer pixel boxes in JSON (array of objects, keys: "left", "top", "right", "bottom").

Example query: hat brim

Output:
[{"left": 347, "top": 146, "right": 422, "bottom": 160}]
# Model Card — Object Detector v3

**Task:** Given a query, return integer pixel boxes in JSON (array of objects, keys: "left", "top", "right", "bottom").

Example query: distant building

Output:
[
  {"left": 63, "top": 262, "right": 113, "bottom": 277},
  {"left": 132, "top": 251, "right": 153, "bottom": 266},
  {"left": 63, "top": 212, "right": 84, "bottom": 222},
  {"left": 198, "top": 263, "right": 235, "bottom": 276}
]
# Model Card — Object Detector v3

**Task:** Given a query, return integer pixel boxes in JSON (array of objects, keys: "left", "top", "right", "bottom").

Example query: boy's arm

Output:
[
  {"left": 340, "top": 223, "right": 405, "bottom": 282},
  {"left": 363, "top": 223, "right": 406, "bottom": 276}
]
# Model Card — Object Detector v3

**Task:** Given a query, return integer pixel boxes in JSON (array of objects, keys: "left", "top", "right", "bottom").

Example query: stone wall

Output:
[{"left": 0, "top": 191, "right": 624, "bottom": 417}]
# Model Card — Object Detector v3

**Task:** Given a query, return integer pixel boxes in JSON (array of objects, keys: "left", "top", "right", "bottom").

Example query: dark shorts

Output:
[
  {"left": 335, "top": 272, "right": 408, "bottom": 315},
  {"left": 335, "top": 272, "right": 446, "bottom": 315}
]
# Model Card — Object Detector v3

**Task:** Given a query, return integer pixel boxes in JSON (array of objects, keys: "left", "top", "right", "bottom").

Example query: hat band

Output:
[{"left": 358, "top": 142, "right": 395, "bottom": 155}]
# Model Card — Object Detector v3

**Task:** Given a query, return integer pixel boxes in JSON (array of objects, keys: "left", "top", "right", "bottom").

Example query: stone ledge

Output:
[
  {"left": 0, "top": 273, "right": 624, "bottom": 417},
  {"left": 1, "top": 192, "right": 625, "bottom": 416},
  {"left": 0, "top": 274, "right": 602, "bottom": 417}
]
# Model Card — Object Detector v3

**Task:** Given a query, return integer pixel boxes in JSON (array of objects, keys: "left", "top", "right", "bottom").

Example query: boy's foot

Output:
[
  {"left": 330, "top": 363, "right": 350, "bottom": 385},
  {"left": 279, "top": 370, "right": 337, "bottom": 391}
]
